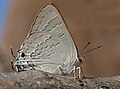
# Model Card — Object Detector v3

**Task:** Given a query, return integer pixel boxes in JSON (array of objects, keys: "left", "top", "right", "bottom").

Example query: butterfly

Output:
[{"left": 11, "top": 3, "right": 102, "bottom": 78}]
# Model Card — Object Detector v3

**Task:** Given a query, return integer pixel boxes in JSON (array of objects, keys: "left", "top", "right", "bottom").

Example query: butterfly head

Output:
[
  {"left": 11, "top": 47, "right": 31, "bottom": 72},
  {"left": 13, "top": 50, "right": 28, "bottom": 71}
]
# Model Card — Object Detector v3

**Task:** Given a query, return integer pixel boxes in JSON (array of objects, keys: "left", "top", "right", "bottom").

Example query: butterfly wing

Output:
[{"left": 16, "top": 4, "right": 78, "bottom": 74}]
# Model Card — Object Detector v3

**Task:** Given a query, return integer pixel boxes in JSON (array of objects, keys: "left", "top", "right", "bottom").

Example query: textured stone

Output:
[{"left": 0, "top": 70, "right": 119, "bottom": 89}]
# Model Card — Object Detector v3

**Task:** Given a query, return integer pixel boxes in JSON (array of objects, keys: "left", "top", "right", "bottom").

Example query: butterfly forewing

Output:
[{"left": 16, "top": 4, "right": 78, "bottom": 74}]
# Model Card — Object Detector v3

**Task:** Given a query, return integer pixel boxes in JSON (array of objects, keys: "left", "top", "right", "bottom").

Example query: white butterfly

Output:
[{"left": 11, "top": 3, "right": 102, "bottom": 78}]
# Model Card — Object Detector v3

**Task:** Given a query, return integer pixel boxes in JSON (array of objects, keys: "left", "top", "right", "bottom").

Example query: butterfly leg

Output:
[
  {"left": 27, "top": 61, "right": 36, "bottom": 70},
  {"left": 73, "top": 66, "right": 76, "bottom": 78},
  {"left": 11, "top": 60, "right": 16, "bottom": 72},
  {"left": 80, "top": 66, "right": 85, "bottom": 78},
  {"left": 30, "top": 66, "right": 36, "bottom": 70},
  {"left": 58, "top": 66, "right": 66, "bottom": 75},
  {"left": 11, "top": 60, "right": 21, "bottom": 72},
  {"left": 76, "top": 67, "right": 81, "bottom": 78}
]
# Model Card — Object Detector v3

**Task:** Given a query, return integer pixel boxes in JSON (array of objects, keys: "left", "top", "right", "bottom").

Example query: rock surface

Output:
[{"left": 0, "top": 70, "right": 119, "bottom": 89}]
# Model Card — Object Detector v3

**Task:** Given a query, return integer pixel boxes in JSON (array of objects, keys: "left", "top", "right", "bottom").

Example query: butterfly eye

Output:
[{"left": 21, "top": 52, "right": 26, "bottom": 58}]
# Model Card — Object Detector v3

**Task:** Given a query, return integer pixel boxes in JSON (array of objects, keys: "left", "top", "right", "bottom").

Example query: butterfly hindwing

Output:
[{"left": 16, "top": 4, "right": 78, "bottom": 74}]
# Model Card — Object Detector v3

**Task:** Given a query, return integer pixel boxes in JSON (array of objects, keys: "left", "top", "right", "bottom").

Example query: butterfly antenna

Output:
[
  {"left": 81, "top": 45, "right": 102, "bottom": 55},
  {"left": 80, "top": 41, "right": 91, "bottom": 55},
  {"left": 10, "top": 46, "right": 16, "bottom": 59}
]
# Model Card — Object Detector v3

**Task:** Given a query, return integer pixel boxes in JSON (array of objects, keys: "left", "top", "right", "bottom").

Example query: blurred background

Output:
[{"left": 0, "top": 0, "right": 120, "bottom": 77}]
